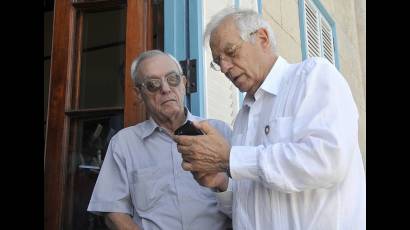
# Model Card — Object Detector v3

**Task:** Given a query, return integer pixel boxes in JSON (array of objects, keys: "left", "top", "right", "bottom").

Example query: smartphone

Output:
[{"left": 174, "top": 120, "right": 204, "bottom": 136}]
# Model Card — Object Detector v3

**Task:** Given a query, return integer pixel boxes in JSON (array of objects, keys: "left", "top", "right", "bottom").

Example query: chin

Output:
[
  {"left": 162, "top": 105, "right": 182, "bottom": 113},
  {"left": 235, "top": 82, "right": 248, "bottom": 92}
]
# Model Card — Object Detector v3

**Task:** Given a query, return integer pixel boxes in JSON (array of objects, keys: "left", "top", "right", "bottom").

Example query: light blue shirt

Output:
[{"left": 88, "top": 109, "right": 232, "bottom": 230}]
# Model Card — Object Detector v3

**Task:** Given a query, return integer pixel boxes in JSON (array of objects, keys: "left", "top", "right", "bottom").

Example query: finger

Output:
[
  {"left": 196, "top": 172, "right": 209, "bottom": 180},
  {"left": 176, "top": 144, "right": 191, "bottom": 156},
  {"left": 195, "top": 120, "right": 216, "bottom": 135},
  {"left": 190, "top": 120, "right": 204, "bottom": 133},
  {"left": 181, "top": 161, "right": 193, "bottom": 171},
  {"left": 180, "top": 153, "right": 194, "bottom": 163},
  {"left": 177, "top": 145, "right": 197, "bottom": 163},
  {"left": 173, "top": 135, "right": 193, "bottom": 146},
  {"left": 171, "top": 133, "right": 180, "bottom": 143}
]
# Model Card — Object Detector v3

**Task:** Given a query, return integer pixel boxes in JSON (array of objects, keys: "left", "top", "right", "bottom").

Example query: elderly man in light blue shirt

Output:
[{"left": 88, "top": 50, "right": 232, "bottom": 230}]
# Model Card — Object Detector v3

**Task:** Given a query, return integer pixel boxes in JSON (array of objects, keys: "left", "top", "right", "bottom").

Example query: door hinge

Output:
[{"left": 179, "top": 59, "right": 197, "bottom": 94}]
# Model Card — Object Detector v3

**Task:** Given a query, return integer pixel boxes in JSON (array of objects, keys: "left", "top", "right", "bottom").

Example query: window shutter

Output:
[
  {"left": 304, "top": 0, "right": 336, "bottom": 65},
  {"left": 320, "top": 18, "right": 335, "bottom": 64},
  {"left": 305, "top": 0, "right": 320, "bottom": 58}
]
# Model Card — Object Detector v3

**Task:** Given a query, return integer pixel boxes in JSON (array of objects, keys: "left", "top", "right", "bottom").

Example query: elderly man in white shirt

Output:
[{"left": 174, "top": 8, "right": 365, "bottom": 230}]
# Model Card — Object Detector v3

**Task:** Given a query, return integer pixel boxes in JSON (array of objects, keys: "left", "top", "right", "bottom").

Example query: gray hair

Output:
[
  {"left": 204, "top": 7, "right": 277, "bottom": 53},
  {"left": 130, "top": 50, "right": 183, "bottom": 85}
]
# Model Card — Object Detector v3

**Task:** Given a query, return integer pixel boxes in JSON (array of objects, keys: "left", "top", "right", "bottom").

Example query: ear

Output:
[
  {"left": 182, "top": 74, "right": 187, "bottom": 88},
  {"left": 255, "top": 28, "right": 270, "bottom": 50},
  {"left": 133, "top": 86, "right": 144, "bottom": 103},
  {"left": 180, "top": 75, "right": 188, "bottom": 95}
]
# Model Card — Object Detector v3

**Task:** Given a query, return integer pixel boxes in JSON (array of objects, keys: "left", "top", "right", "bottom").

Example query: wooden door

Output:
[{"left": 44, "top": 0, "right": 163, "bottom": 229}]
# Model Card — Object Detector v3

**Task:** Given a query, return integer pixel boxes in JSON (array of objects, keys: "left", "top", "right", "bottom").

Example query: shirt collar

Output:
[
  {"left": 141, "top": 107, "right": 192, "bottom": 139},
  {"left": 243, "top": 56, "right": 289, "bottom": 107},
  {"left": 260, "top": 56, "right": 289, "bottom": 96}
]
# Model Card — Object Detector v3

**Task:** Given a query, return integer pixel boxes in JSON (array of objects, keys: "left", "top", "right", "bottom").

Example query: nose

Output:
[
  {"left": 220, "top": 58, "right": 234, "bottom": 74},
  {"left": 160, "top": 79, "right": 171, "bottom": 94}
]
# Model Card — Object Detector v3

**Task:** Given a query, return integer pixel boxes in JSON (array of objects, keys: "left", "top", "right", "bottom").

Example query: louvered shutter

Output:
[
  {"left": 305, "top": 0, "right": 321, "bottom": 57},
  {"left": 321, "top": 18, "right": 335, "bottom": 64},
  {"left": 304, "top": 0, "right": 335, "bottom": 64}
]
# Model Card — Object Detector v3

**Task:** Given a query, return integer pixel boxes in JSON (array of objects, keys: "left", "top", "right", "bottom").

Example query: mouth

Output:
[
  {"left": 161, "top": 99, "right": 177, "bottom": 105},
  {"left": 232, "top": 74, "right": 242, "bottom": 84}
]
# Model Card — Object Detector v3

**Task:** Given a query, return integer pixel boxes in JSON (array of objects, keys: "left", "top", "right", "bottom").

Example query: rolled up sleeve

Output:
[{"left": 87, "top": 136, "right": 133, "bottom": 215}]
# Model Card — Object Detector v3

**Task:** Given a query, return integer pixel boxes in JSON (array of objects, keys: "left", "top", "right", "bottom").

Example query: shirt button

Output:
[{"left": 265, "top": 125, "right": 270, "bottom": 135}]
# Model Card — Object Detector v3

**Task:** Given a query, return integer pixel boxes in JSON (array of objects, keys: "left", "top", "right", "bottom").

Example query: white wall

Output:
[
  {"left": 203, "top": 0, "right": 259, "bottom": 126},
  {"left": 203, "top": 0, "right": 240, "bottom": 126}
]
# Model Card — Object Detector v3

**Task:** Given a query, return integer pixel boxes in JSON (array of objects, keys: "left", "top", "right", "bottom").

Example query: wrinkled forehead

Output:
[
  {"left": 138, "top": 54, "right": 179, "bottom": 78},
  {"left": 209, "top": 17, "right": 240, "bottom": 53}
]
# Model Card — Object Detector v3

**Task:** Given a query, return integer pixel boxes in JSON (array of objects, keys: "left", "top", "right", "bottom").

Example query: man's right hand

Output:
[{"left": 193, "top": 172, "right": 229, "bottom": 192}]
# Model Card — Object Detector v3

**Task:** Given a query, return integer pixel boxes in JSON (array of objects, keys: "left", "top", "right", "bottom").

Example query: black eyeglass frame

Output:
[
  {"left": 210, "top": 29, "right": 259, "bottom": 71},
  {"left": 136, "top": 72, "right": 183, "bottom": 93}
]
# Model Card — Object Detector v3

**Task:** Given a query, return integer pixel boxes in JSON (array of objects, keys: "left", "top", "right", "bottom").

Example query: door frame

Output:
[
  {"left": 164, "top": 0, "right": 205, "bottom": 117},
  {"left": 44, "top": 0, "right": 156, "bottom": 229}
]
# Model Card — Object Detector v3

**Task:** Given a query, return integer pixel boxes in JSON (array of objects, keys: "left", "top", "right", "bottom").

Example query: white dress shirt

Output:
[{"left": 216, "top": 57, "right": 366, "bottom": 229}]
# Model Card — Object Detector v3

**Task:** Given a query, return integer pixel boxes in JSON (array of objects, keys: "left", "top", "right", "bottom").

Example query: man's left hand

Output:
[{"left": 173, "top": 121, "right": 231, "bottom": 173}]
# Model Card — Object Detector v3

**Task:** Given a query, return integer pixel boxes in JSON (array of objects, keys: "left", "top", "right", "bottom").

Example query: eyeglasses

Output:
[
  {"left": 210, "top": 30, "right": 259, "bottom": 72},
  {"left": 210, "top": 41, "right": 244, "bottom": 71},
  {"left": 137, "top": 72, "right": 182, "bottom": 93}
]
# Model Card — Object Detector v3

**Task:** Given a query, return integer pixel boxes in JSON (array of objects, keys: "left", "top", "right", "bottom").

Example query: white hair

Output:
[
  {"left": 130, "top": 50, "right": 183, "bottom": 85},
  {"left": 204, "top": 7, "right": 277, "bottom": 53}
]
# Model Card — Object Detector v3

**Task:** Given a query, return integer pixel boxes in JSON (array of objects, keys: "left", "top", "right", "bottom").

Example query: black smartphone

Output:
[{"left": 174, "top": 120, "right": 204, "bottom": 136}]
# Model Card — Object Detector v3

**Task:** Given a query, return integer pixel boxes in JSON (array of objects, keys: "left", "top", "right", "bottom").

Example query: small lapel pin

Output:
[{"left": 265, "top": 125, "right": 270, "bottom": 135}]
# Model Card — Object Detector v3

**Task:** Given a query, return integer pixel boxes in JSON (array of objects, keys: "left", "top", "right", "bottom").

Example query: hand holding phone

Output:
[{"left": 174, "top": 120, "right": 204, "bottom": 136}]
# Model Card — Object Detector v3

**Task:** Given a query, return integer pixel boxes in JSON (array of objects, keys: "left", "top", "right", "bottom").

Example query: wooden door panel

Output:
[
  {"left": 45, "top": 0, "right": 162, "bottom": 229},
  {"left": 45, "top": 0, "right": 75, "bottom": 229}
]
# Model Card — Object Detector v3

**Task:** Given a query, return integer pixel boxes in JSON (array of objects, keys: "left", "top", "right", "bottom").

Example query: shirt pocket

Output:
[
  {"left": 264, "top": 116, "right": 294, "bottom": 144},
  {"left": 179, "top": 171, "right": 217, "bottom": 203},
  {"left": 131, "top": 166, "right": 170, "bottom": 212}
]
